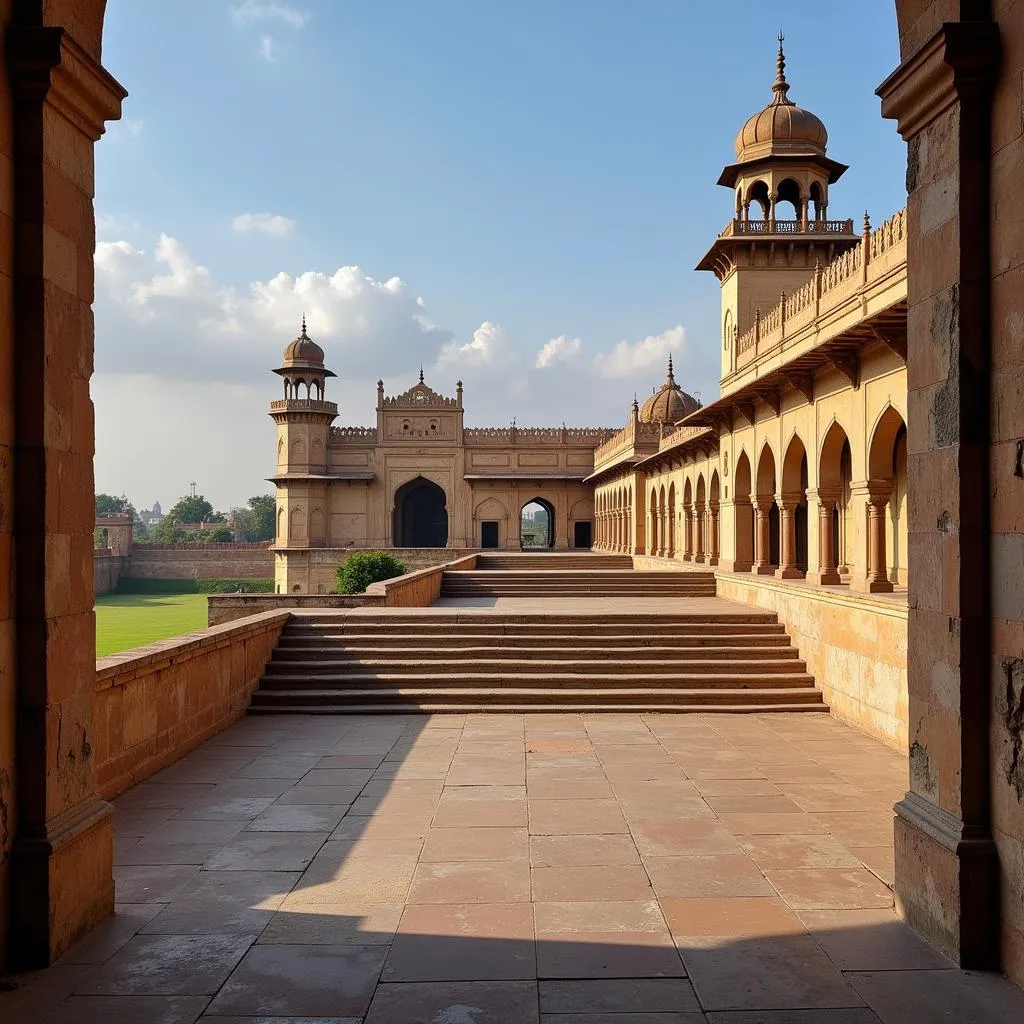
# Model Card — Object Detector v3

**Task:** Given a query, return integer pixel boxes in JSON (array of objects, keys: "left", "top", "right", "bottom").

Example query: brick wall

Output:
[
  {"left": 126, "top": 544, "right": 274, "bottom": 579},
  {"left": 93, "top": 552, "right": 126, "bottom": 596}
]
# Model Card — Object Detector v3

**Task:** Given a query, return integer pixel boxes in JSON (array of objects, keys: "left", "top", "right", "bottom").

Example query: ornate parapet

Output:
[
  {"left": 464, "top": 426, "right": 616, "bottom": 447},
  {"left": 329, "top": 426, "right": 378, "bottom": 443}
]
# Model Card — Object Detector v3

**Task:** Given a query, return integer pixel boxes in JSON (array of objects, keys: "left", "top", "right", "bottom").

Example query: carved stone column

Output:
[
  {"left": 775, "top": 494, "right": 804, "bottom": 580},
  {"left": 810, "top": 489, "right": 841, "bottom": 585},
  {"left": 708, "top": 503, "right": 720, "bottom": 567},
  {"left": 694, "top": 508, "right": 705, "bottom": 563},
  {"left": 682, "top": 507, "right": 692, "bottom": 560},
  {"left": 7, "top": 25, "right": 126, "bottom": 966},
  {"left": 752, "top": 498, "right": 774, "bottom": 575},
  {"left": 852, "top": 482, "right": 894, "bottom": 593},
  {"left": 879, "top": 18, "right": 1000, "bottom": 969}
]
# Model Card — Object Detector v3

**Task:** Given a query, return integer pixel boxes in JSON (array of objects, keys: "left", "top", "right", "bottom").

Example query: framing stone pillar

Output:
[
  {"left": 879, "top": 18, "right": 1000, "bottom": 969},
  {"left": 775, "top": 493, "right": 804, "bottom": 580},
  {"left": 682, "top": 507, "right": 692, "bottom": 560},
  {"left": 694, "top": 508, "right": 705, "bottom": 563},
  {"left": 708, "top": 503, "right": 720, "bottom": 567},
  {"left": 752, "top": 497, "right": 774, "bottom": 575},
  {"left": 810, "top": 489, "right": 841, "bottom": 585},
  {"left": 7, "top": 25, "right": 126, "bottom": 966}
]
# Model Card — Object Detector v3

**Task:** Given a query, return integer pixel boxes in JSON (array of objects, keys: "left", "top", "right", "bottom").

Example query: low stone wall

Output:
[
  {"left": 93, "top": 610, "right": 290, "bottom": 798},
  {"left": 367, "top": 553, "right": 478, "bottom": 607},
  {"left": 126, "top": 544, "right": 274, "bottom": 580},
  {"left": 715, "top": 572, "right": 909, "bottom": 750},
  {"left": 631, "top": 554, "right": 713, "bottom": 573},
  {"left": 302, "top": 547, "right": 477, "bottom": 594},
  {"left": 93, "top": 552, "right": 126, "bottom": 596},
  {"left": 208, "top": 592, "right": 383, "bottom": 626}
]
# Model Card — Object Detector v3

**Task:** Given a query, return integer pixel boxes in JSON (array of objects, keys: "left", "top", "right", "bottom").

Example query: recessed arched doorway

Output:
[
  {"left": 393, "top": 477, "right": 448, "bottom": 547},
  {"left": 520, "top": 497, "right": 555, "bottom": 549}
]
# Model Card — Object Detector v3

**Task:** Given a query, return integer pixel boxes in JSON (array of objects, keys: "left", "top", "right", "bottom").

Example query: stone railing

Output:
[
  {"left": 733, "top": 208, "right": 908, "bottom": 370},
  {"left": 93, "top": 610, "right": 291, "bottom": 798},
  {"left": 365, "top": 553, "right": 479, "bottom": 606},
  {"left": 329, "top": 425, "right": 378, "bottom": 442},
  {"left": 269, "top": 398, "right": 338, "bottom": 414},
  {"left": 592, "top": 419, "right": 662, "bottom": 471},
  {"left": 658, "top": 424, "right": 707, "bottom": 451},
  {"left": 464, "top": 426, "right": 616, "bottom": 446},
  {"left": 721, "top": 218, "right": 855, "bottom": 237}
]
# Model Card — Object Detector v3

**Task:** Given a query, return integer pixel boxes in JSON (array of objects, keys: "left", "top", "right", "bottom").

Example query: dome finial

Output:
[
  {"left": 418, "top": 365, "right": 424, "bottom": 384},
  {"left": 772, "top": 31, "right": 791, "bottom": 104},
  {"left": 301, "top": 313, "right": 307, "bottom": 336},
  {"left": 667, "top": 353, "right": 675, "bottom": 384}
]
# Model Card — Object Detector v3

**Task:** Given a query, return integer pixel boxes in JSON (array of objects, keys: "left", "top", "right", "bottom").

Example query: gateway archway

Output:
[
  {"left": 520, "top": 498, "right": 555, "bottom": 548},
  {"left": 393, "top": 477, "right": 448, "bottom": 547}
]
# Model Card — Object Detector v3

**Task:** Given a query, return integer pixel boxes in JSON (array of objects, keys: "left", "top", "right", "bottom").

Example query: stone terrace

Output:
[{"left": 5, "top": 712, "right": 1024, "bottom": 1023}]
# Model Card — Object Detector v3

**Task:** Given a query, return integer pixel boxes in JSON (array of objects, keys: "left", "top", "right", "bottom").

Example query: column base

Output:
[
  {"left": 894, "top": 791, "right": 998, "bottom": 969},
  {"left": 707, "top": 556, "right": 719, "bottom": 567},
  {"left": 693, "top": 554, "right": 706, "bottom": 564},
  {"left": 753, "top": 563, "right": 776, "bottom": 575},
  {"left": 851, "top": 577, "right": 895, "bottom": 593},
  {"left": 775, "top": 566, "right": 806, "bottom": 580},
  {"left": 10, "top": 793, "right": 115, "bottom": 967},
  {"left": 813, "top": 570, "right": 842, "bottom": 585},
  {"left": 718, "top": 559, "right": 750, "bottom": 573}
]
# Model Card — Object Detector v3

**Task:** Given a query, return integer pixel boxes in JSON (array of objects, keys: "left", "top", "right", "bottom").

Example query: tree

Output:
[
  {"left": 248, "top": 494, "right": 276, "bottom": 542},
  {"left": 231, "top": 506, "right": 256, "bottom": 542},
  {"left": 96, "top": 493, "right": 128, "bottom": 516},
  {"left": 204, "top": 526, "right": 233, "bottom": 543},
  {"left": 166, "top": 494, "right": 214, "bottom": 525}
]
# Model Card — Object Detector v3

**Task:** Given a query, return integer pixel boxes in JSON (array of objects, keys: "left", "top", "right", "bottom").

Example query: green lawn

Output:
[{"left": 95, "top": 593, "right": 208, "bottom": 657}]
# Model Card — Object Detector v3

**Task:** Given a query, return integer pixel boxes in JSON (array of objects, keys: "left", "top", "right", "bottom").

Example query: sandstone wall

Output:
[
  {"left": 93, "top": 552, "right": 126, "bottom": 596},
  {"left": 126, "top": 544, "right": 274, "bottom": 580},
  {"left": 715, "top": 572, "right": 908, "bottom": 750},
  {"left": 93, "top": 611, "right": 289, "bottom": 798},
  {"left": 208, "top": 593, "right": 383, "bottom": 626}
]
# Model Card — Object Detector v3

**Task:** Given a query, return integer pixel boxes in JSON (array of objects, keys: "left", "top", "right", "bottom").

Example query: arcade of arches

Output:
[{"left": 2, "top": 0, "right": 1024, "bottom": 1001}]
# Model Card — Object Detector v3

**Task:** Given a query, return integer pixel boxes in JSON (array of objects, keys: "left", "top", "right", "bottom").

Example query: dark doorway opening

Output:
[
  {"left": 521, "top": 498, "right": 555, "bottom": 548},
  {"left": 574, "top": 521, "right": 593, "bottom": 549},
  {"left": 480, "top": 521, "right": 499, "bottom": 548},
  {"left": 393, "top": 477, "right": 448, "bottom": 547}
]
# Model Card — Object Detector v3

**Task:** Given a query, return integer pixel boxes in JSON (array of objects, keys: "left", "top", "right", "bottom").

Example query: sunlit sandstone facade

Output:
[
  {"left": 269, "top": 335, "right": 612, "bottom": 594},
  {"left": 3, "top": 0, "right": 1024, "bottom": 994}
]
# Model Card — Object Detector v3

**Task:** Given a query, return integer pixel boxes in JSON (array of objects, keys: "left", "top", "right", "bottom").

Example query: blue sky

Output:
[{"left": 93, "top": 0, "right": 906, "bottom": 511}]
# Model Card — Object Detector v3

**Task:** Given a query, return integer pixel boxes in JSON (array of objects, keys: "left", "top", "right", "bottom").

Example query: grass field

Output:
[{"left": 95, "top": 593, "right": 208, "bottom": 657}]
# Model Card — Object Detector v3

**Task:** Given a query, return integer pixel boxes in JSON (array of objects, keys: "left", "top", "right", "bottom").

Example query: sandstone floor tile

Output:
[
  {"left": 112, "top": 806, "right": 177, "bottom": 836},
  {"left": 703, "top": 795, "right": 805, "bottom": 815},
  {"left": 77, "top": 934, "right": 254, "bottom": 995},
  {"left": 150, "top": 758, "right": 254, "bottom": 785},
  {"left": 681, "top": 765, "right": 768, "bottom": 781},
  {"left": 629, "top": 819, "right": 743, "bottom": 858},
  {"left": 141, "top": 871, "right": 298, "bottom": 934},
  {"left": 143, "top": 818, "right": 248, "bottom": 845},
  {"left": 317, "top": 753, "right": 385, "bottom": 769},
  {"left": 171, "top": 794, "right": 275, "bottom": 820},
  {"left": 330, "top": 814, "right": 432, "bottom": 840},
  {"left": 275, "top": 785, "right": 362, "bottom": 806},
  {"left": 113, "top": 865, "right": 200, "bottom": 904},
  {"left": 363, "top": 980, "right": 540, "bottom": 1024},
  {"left": 326, "top": 835, "right": 426, "bottom": 859},
  {"left": 359, "top": 778, "right": 444, "bottom": 799},
  {"left": 528, "top": 799, "right": 628, "bottom": 835},
  {"left": 349, "top": 793, "right": 439, "bottom": 815},
  {"left": 645, "top": 855, "right": 773, "bottom": 899},
  {"left": 445, "top": 766, "right": 527, "bottom": 786},
  {"left": 593, "top": 746, "right": 669, "bottom": 764},
  {"left": 541, "top": 1014, "right": 703, "bottom": 1023},
  {"left": 848, "top": 968, "right": 1024, "bottom": 1023},
  {"left": 536, "top": 931, "right": 684, "bottom": 979},
  {"left": 534, "top": 901, "right": 668, "bottom": 935},
  {"left": 681, "top": 934, "right": 864, "bottom": 1012},
  {"left": 206, "top": 944, "right": 386, "bottom": 1017},
  {"left": 718, "top": 812, "right": 828, "bottom": 836},
  {"left": 246, "top": 804, "right": 349, "bottom": 833},
  {"left": 38, "top": 995, "right": 210, "bottom": 1024},
  {"left": 293, "top": 854, "right": 418, "bottom": 904},
  {"left": 798, "top": 908, "right": 953, "bottom": 970},
  {"left": 58, "top": 904, "right": 164, "bottom": 965},
  {"left": 660, "top": 897, "right": 806, "bottom": 941},
  {"left": 299, "top": 767, "right": 375, "bottom": 787},
  {"left": 258, "top": 903, "right": 404, "bottom": 944},
  {"left": 781, "top": 783, "right": 888, "bottom": 812},
  {"left": 205, "top": 832, "right": 328, "bottom": 871},
  {"left": 811, "top": 811, "right": 895, "bottom": 847},
  {"left": 433, "top": 787, "right": 528, "bottom": 827},
  {"left": 232, "top": 755, "right": 320, "bottom": 779},
  {"left": 692, "top": 779, "right": 782, "bottom": 797},
  {"left": 202, "top": 1018, "right": 359, "bottom": 1024},
  {"left": 539, "top": 977, "right": 701, "bottom": 1014},
  {"left": 383, "top": 903, "right": 536, "bottom": 981},
  {"left": 421, "top": 826, "right": 529, "bottom": 862},
  {"left": 115, "top": 784, "right": 215, "bottom": 810},
  {"left": 526, "top": 779, "right": 614, "bottom": 800},
  {"left": 852, "top": 845, "right": 896, "bottom": 887},
  {"left": 408, "top": 861, "right": 531, "bottom": 904},
  {"left": 532, "top": 864, "right": 653, "bottom": 902},
  {"left": 115, "top": 839, "right": 224, "bottom": 866},
  {"left": 704, "top": 1011, "right": 883, "bottom": 1023},
  {"left": 765, "top": 868, "right": 894, "bottom": 911},
  {"left": 530, "top": 834, "right": 640, "bottom": 867},
  {"left": 601, "top": 762, "right": 686, "bottom": 783},
  {"left": 738, "top": 833, "right": 864, "bottom": 870}
]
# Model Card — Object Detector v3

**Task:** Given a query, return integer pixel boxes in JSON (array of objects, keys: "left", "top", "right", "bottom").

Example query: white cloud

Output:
[
  {"left": 259, "top": 34, "right": 276, "bottom": 61},
  {"left": 231, "top": 1, "right": 309, "bottom": 29},
  {"left": 436, "top": 321, "right": 512, "bottom": 370},
  {"left": 232, "top": 211, "right": 296, "bottom": 236},
  {"left": 592, "top": 326, "right": 684, "bottom": 379},
  {"left": 536, "top": 334, "right": 582, "bottom": 369}
]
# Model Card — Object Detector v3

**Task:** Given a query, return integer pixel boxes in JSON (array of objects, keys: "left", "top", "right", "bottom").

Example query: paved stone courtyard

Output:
[{"left": 6, "top": 712, "right": 1024, "bottom": 1023}]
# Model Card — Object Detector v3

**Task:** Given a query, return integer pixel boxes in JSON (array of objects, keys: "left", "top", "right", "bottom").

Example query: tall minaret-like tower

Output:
[
  {"left": 696, "top": 37, "right": 860, "bottom": 381},
  {"left": 268, "top": 318, "right": 337, "bottom": 593}
]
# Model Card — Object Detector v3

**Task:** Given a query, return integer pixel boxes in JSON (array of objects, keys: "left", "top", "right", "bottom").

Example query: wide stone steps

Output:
[
  {"left": 276, "top": 634, "right": 795, "bottom": 651},
  {"left": 440, "top": 570, "right": 717, "bottom": 598},
  {"left": 272, "top": 642, "right": 798, "bottom": 660},
  {"left": 252, "top": 702, "right": 826, "bottom": 715},
  {"left": 475, "top": 554, "right": 634, "bottom": 570}
]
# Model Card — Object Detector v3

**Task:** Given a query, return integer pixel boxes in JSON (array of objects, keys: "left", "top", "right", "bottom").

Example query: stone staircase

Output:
[
  {"left": 440, "top": 552, "right": 716, "bottom": 598},
  {"left": 249, "top": 610, "right": 827, "bottom": 714}
]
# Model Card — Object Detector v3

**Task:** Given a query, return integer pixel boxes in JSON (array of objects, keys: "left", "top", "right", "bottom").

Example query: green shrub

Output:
[
  {"left": 196, "top": 578, "right": 274, "bottom": 594},
  {"left": 336, "top": 551, "right": 407, "bottom": 594}
]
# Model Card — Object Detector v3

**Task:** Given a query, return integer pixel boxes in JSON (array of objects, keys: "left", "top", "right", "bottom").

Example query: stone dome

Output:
[
  {"left": 734, "top": 41, "right": 828, "bottom": 162},
  {"left": 639, "top": 356, "right": 700, "bottom": 424},
  {"left": 280, "top": 317, "right": 326, "bottom": 370}
]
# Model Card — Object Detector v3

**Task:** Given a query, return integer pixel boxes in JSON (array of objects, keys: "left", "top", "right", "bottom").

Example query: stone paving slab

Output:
[{"left": 3, "top": 712, "right": 1024, "bottom": 1023}]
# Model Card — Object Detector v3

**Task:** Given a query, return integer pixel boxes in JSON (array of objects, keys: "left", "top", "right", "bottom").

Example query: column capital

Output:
[
  {"left": 775, "top": 491, "right": 804, "bottom": 511},
  {"left": 806, "top": 487, "right": 839, "bottom": 506}
]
